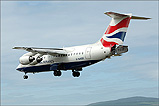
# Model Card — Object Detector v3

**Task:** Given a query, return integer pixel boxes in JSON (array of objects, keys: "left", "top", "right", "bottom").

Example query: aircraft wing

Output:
[{"left": 12, "top": 47, "right": 67, "bottom": 55}]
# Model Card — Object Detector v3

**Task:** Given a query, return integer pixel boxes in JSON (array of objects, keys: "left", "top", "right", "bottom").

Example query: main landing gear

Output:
[
  {"left": 72, "top": 70, "right": 80, "bottom": 77},
  {"left": 22, "top": 70, "right": 81, "bottom": 79},
  {"left": 53, "top": 70, "right": 62, "bottom": 76},
  {"left": 52, "top": 70, "right": 81, "bottom": 77}
]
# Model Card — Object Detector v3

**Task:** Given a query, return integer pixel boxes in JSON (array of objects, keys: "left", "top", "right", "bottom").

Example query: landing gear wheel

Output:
[
  {"left": 72, "top": 71, "right": 80, "bottom": 77},
  {"left": 57, "top": 71, "right": 62, "bottom": 76},
  {"left": 53, "top": 70, "right": 62, "bottom": 76},
  {"left": 23, "top": 75, "right": 28, "bottom": 79}
]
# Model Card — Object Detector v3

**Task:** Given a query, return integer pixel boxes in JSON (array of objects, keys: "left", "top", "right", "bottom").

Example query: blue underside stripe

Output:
[
  {"left": 106, "top": 32, "right": 126, "bottom": 41},
  {"left": 17, "top": 60, "right": 101, "bottom": 73}
]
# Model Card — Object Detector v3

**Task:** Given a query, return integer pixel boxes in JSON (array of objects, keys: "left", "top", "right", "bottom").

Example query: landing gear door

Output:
[{"left": 85, "top": 47, "right": 92, "bottom": 59}]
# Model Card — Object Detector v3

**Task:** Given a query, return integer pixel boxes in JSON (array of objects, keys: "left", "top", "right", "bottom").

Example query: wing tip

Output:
[
  {"left": 12, "top": 47, "right": 26, "bottom": 50},
  {"left": 12, "top": 47, "right": 18, "bottom": 49}
]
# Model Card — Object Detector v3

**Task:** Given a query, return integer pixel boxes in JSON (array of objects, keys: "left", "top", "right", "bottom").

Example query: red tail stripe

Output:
[
  {"left": 100, "top": 38, "right": 118, "bottom": 47},
  {"left": 105, "top": 17, "right": 131, "bottom": 34}
]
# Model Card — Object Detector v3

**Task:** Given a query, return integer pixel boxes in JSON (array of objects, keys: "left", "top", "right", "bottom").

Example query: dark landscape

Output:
[{"left": 87, "top": 96, "right": 159, "bottom": 106}]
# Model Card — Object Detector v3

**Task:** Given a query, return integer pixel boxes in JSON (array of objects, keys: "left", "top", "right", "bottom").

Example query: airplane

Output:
[{"left": 13, "top": 11, "right": 151, "bottom": 79}]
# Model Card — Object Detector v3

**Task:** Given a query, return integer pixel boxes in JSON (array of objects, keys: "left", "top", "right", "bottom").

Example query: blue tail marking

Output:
[{"left": 106, "top": 32, "right": 126, "bottom": 41}]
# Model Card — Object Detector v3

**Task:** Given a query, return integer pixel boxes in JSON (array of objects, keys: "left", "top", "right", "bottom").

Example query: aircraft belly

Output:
[
  {"left": 62, "top": 60, "right": 101, "bottom": 70},
  {"left": 16, "top": 60, "right": 101, "bottom": 73},
  {"left": 17, "top": 64, "right": 51, "bottom": 73}
]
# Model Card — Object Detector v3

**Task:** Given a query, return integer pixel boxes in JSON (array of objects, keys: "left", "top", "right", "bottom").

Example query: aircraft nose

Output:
[{"left": 16, "top": 64, "right": 24, "bottom": 72}]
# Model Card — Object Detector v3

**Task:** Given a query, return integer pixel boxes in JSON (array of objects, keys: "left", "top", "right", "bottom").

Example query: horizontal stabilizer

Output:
[
  {"left": 104, "top": 11, "right": 151, "bottom": 20},
  {"left": 104, "top": 11, "right": 131, "bottom": 18},
  {"left": 131, "top": 16, "right": 151, "bottom": 20}
]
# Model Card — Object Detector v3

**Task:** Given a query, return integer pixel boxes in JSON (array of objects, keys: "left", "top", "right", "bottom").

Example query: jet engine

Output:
[
  {"left": 29, "top": 54, "right": 43, "bottom": 65},
  {"left": 19, "top": 52, "right": 43, "bottom": 65},
  {"left": 19, "top": 56, "right": 35, "bottom": 65},
  {"left": 36, "top": 56, "right": 43, "bottom": 63}
]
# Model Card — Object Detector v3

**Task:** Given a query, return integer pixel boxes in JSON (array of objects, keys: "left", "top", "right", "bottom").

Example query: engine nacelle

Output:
[
  {"left": 29, "top": 54, "right": 43, "bottom": 65},
  {"left": 19, "top": 56, "right": 35, "bottom": 65},
  {"left": 36, "top": 56, "right": 43, "bottom": 63}
]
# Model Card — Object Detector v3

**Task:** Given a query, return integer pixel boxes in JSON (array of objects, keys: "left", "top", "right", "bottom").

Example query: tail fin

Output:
[{"left": 100, "top": 11, "right": 151, "bottom": 47}]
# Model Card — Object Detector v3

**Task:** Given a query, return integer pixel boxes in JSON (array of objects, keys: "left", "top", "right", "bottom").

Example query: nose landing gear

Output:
[
  {"left": 23, "top": 74, "right": 28, "bottom": 79},
  {"left": 23, "top": 72, "right": 29, "bottom": 79}
]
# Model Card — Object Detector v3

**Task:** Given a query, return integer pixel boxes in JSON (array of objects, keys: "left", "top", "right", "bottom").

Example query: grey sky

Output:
[{"left": 1, "top": 1, "right": 158, "bottom": 105}]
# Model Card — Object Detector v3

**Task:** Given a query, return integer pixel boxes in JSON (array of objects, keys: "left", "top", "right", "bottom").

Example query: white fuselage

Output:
[{"left": 17, "top": 41, "right": 111, "bottom": 71}]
